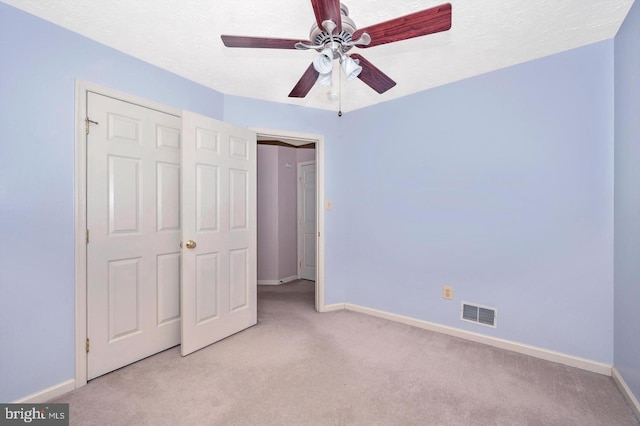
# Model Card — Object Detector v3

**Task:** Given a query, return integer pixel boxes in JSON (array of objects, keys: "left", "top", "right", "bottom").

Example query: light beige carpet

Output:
[{"left": 54, "top": 280, "right": 639, "bottom": 425}]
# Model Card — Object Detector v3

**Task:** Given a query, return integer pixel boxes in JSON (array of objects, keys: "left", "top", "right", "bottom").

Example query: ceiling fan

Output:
[{"left": 221, "top": 1, "right": 452, "bottom": 98}]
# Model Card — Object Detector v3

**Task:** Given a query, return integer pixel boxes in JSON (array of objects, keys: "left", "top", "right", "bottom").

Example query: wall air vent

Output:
[{"left": 461, "top": 302, "right": 497, "bottom": 328}]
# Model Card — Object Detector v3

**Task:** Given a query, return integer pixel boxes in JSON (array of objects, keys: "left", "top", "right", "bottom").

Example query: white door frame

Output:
[
  {"left": 251, "top": 128, "right": 326, "bottom": 313},
  {"left": 74, "top": 80, "right": 182, "bottom": 389}
]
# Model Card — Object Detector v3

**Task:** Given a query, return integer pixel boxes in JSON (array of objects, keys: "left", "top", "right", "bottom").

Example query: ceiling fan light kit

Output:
[{"left": 221, "top": 1, "right": 452, "bottom": 99}]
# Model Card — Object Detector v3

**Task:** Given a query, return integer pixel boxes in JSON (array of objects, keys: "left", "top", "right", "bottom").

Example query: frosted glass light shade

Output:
[
  {"left": 313, "top": 48, "right": 334, "bottom": 74},
  {"left": 341, "top": 56, "right": 362, "bottom": 81}
]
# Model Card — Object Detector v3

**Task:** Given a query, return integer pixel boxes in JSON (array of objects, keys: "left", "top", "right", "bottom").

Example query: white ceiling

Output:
[{"left": 2, "top": 0, "right": 635, "bottom": 112}]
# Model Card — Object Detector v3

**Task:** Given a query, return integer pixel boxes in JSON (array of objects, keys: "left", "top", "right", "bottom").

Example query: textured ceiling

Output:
[{"left": 1, "top": 0, "right": 635, "bottom": 112}]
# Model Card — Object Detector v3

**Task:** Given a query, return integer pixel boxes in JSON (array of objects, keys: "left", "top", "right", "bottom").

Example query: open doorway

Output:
[{"left": 252, "top": 128, "right": 326, "bottom": 312}]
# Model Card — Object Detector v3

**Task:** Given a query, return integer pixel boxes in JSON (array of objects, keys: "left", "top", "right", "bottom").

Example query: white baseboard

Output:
[
  {"left": 12, "top": 379, "right": 76, "bottom": 403},
  {"left": 340, "top": 303, "right": 612, "bottom": 376},
  {"left": 258, "top": 275, "right": 299, "bottom": 286},
  {"left": 323, "top": 303, "right": 346, "bottom": 312},
  {"left": 612, "top": 367, "right": 640, "bottom": 419},
  {"left": 258, "top": 280, "right": 281, "bottom": 285}
]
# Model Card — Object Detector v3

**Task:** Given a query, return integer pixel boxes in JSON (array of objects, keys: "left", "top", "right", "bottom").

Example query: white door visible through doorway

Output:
[
  {"left": 86, "top": 93, "right": 257, "bottom": 378},
  {"left": 298, "top": 161, "right": 316, "bottom": 281},
  {"left": 86, "top": 92, "right": 182, "bottom": 379}
]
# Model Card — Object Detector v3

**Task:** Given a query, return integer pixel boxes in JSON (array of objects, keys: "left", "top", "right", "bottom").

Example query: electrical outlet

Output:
[{"left": 442, "top": 285, "right": 454, "bottom": 300}]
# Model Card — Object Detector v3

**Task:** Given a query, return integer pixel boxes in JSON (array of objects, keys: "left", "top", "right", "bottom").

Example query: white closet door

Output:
[
  {"left": 86, "top": 92, "right": 181, "bottom": 379},
  {"left": 180, "top": 111, "right": 257, "bottom": 356}
]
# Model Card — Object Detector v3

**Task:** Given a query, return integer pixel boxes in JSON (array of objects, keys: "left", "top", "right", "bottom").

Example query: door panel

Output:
[
  {"left": 181, "top": 111, "right": 257, "bottom": 356},
  {"left": 157, "top": 162, "right": 181, "bottom": 231},
  {"left": 87, "top": 93, "right": 181, "bottom": 379},
  {"left": 157, "top": 253, "right": 181, "bottom": 324},
  {"left": 230, "top": 169, "right": 249, "bottom": 229},
  {"left": 196, "top": 165, "right": 219, "bottom": 231},
  {"left": 196, "top": 253, "right": 219, "bottom": 323},
  {"left": 108, "top": 258, "right": 140, "bottom": 339},
  {"left": 108, "top": 156, "right": 141, "bottom": 233},
  {"left": 230, "top": 248, "right": 249, "bottom": 311}
]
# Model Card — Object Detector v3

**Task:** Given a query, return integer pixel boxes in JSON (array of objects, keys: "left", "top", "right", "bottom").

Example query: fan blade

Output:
[
  {"left": 350, "top": 54, "right": 396, "bottom": 94},
  {"left": 352, "top": 3, "right": 452, "bottom": 48},
  {"left": 221, "top": 35, "right": 311, "bottom": 49},
  {"left": 289, "top": 64, "right": 319, "bottom": 98},
  {"left": 310, "top": 0, "right": 342, "bottom": 33}
]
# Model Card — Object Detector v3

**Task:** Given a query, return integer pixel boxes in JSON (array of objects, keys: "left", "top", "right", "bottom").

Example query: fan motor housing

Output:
[{"left": 309, "top": 3, "right": 356, "bottom": 52}]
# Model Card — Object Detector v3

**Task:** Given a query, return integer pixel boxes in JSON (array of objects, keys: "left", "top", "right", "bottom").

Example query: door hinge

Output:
[
  {"left": 85, "top": 117, "right": 99, "bottom": 135},
  {"left": 86, "top": 338, "right": 90, "bottom": 353},
  {"left": 86, "top": 229, "right": 89, "bottom": 244}
]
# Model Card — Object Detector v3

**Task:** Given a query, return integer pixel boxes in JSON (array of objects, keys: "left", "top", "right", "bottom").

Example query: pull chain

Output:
[{"left": 338, "top": 64, "right": 343, "bottom": 117}]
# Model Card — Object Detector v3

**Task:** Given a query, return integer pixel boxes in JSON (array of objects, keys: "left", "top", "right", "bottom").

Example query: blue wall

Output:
[
  {"left": 0, "top": 3, "right": 224, "bottom": 402},
  {"left": 340, "top": 41, "right": 615, "bottom": 363},
  {"left": 614, "top": 0, "right": 640, "bottom": 401}
]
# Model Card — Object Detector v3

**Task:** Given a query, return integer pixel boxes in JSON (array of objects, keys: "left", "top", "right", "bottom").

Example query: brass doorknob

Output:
[{"left": 185, "top": 240, "right": 197, "bottom": 249}]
